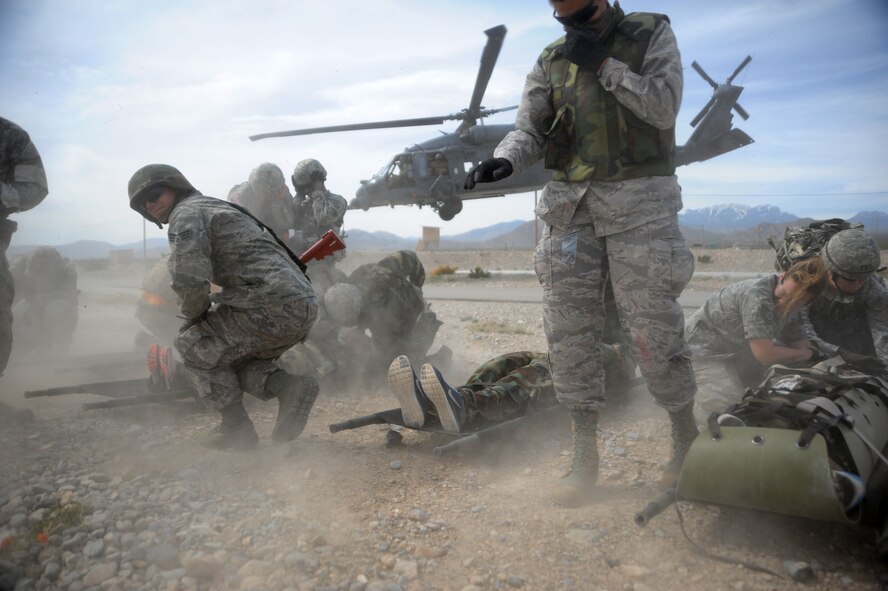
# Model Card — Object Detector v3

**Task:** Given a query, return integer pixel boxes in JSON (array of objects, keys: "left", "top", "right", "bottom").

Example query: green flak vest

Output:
[{"left": 541, "top": 12, "right": 676, "bottom": 182}]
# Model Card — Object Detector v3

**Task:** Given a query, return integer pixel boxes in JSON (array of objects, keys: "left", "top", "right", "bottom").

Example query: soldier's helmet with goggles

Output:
[
  {"left": 128, "top": 164, "right": 195, "bottom": 222},
  {"left": 822, "top": 229, "right": 881, "bottom": 281},
  {"left": 291, "top": 159, "right": 327, "bottom": 189}
]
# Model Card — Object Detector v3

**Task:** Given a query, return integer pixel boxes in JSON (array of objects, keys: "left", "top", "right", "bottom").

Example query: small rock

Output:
[
  {"left": 82, "top": 539, "right": 105, "bottom": 558},
  {"left": 393, "top": 559, "right": 418, "bottom": 579},
  {"left": 783, "top": 561, "right": 814, "bottom": 583},
  {"left": 82, "top": 562, "right": 118, "bottom": 586},
  {"left": 407, "top": 509, "right": 429, "bottom": 523},
  {"left": 389, "top": 461, "right": 403, "bottom": 470},
  {"left": 414, "top": 546, "right": 447, "bottom": 559}
]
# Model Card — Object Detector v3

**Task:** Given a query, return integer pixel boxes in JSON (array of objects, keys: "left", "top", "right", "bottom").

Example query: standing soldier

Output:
[
  {"left": 465, "top": 0, "right": 698, "bottom": 505},
  {"left": 0, "top": 117, "right": 49, "bottom": 422},
  {"left": 128, "top": 164, "right": 318, "bottom": 450},
  {"left": 227, "top": 163, "right": 303, "bottom": 252}
]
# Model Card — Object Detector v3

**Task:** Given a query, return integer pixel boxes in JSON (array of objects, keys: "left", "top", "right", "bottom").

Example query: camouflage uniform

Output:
[
  {"left": 351, "top": 251, "right": 441, "bottom": 370},
  {"left": 0, "top": 118, "right": 48, "bottom": 375},
  {"left": 458, "top": 351, "right": 554, "bottom": 423},
  {"left": 685, "top": 275, "right": 813, "bottom": 421},
  {"left": 802, "top": 276, "right": 888, "bottom": 360},
  {"left": 10, "top": 247, "right": 78, "bottom": 354},
  {"left": 494, "top": 7, "right": 695, "bottom": 412},
  {"left": 167, "top": 194, "right": 317, "bottom": 410},
  {"left": 228, "top": 163, "right": 302, "bottom": 251}
]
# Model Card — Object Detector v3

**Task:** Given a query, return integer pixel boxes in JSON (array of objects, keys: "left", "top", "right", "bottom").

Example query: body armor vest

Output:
[
  {"left": 541, "top": 12, "right": 676, "bottom": 182},
  {"left": 809, "top": 295, "right": 876, "bottom": 358}
]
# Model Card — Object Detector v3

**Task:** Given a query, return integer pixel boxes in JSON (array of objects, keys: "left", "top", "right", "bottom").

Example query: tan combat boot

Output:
[
  {"left": 658, "top": 401, "right": 700, "bottom": 489},
  {"left": 205, "top": 402, "right": 259, "bottom": 451},
  {"left": 552, "top": 407, "right": 600, "bottom": 507},
  {"left": 266, "top": 371, "right": 319, "bottom": 443}
]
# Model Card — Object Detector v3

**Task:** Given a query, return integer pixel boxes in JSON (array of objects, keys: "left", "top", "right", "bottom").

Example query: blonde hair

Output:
[{"left": 779, "top": 257, "right": 828, "bottom": 316}]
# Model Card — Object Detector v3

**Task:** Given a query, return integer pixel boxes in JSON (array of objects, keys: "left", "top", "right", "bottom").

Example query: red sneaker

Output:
[{"left": 147, "top": 344, "right": 178, "bottom": 390}]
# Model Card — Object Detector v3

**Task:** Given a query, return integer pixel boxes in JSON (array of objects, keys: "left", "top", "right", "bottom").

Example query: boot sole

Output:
[
  {"left": 272, "top": 377, "right": 319, "bottom": 443},
  {"left": 420, "top": 364, "right": 461, "bottom": 434},
  {"left": 388, "top": 356, "right": 425, "bottom": 428}
]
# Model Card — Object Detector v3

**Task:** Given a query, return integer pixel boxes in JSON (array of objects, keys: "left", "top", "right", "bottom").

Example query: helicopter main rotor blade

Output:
[
  {"left": 689, "top": 96, "right": 716, "bottom": 128},
  {"left": 249, "top": 115, "right": 457, "bottom": 141},
  {"left": 726, "top": 55, "right": 752, "bottom": 84},
  {"left": 733, "top": 102, "right": 750, "bottom": 121},
  {"left": 691, "top": 61, "right": 718, "bottom": 89},
  {"left": 466, "top": 25, "right": 507, "bottom": 119}
]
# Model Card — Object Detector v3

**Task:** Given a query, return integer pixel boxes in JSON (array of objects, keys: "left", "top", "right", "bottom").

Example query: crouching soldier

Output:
[{"left": 128, "top": 164, "right": 318, "bottom": 450}]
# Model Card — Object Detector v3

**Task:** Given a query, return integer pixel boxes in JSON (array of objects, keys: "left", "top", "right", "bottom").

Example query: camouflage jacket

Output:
[
  {"left": 494, "top": 14, "right": 684, "bottom": 233},
  {"left": 801, "top": 275, "right": 888, "bottom": 359},
  {"left": 0, "top": 117, "right": 48, "bottom": 216},
  {"left": 228, "top": 181, "right": 301, "bottom": 245},
  {"left": 166, "top": 193, "right": 313, "bottom": 322},
  {"left": 686, "top": 275, "right": 813, "bottom": 358}
]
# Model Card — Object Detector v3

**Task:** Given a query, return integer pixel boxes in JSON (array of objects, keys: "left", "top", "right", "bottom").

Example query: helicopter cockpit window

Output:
[
  {"left": 386, "top": 156, "right": 415, "bottom": 188},
  {"left": 463, "top": 153, "right": 480, "bottom": 174}
]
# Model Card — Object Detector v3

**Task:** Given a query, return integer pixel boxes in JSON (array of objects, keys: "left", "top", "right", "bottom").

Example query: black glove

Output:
[
  {"left": 563, "top": 26, "right": 609, "bottom": 72},
  {"left": 463, "top": 158, "right": 513, "bottom": 190}
]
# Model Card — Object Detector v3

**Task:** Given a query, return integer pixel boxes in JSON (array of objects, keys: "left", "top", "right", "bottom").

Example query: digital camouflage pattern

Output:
[
  {"left": 227, "top": 163, "right": 301, "bottom": 247},
  {"left": 457, "top": 351, "right": 554, "bottom": 422},
  {"left": 0, "top": 118, "right": 48, "bottom": 374},
  {"left": 164, "top": 192, "right": 316, "bottom": 410},
  {"left": 771, "top": 219, "right": 859, "bottom": 273},
  {"left": 686, "top": 275, "right": 812, "bottom": 358},
  {"left": 822, "top": 228, "right": 881, "bottom": 281},
  {"left": 535, "top": 215, "right": 695, "bottom": 412},
  {"left": 541, "top": 8, "right": 675, "bottom": 182},
  {"left": 494, "top": 10, "right": 683, "bottom": 234},
  {"left": 804, "top": 275, "right": 888, "bottom": 360}
]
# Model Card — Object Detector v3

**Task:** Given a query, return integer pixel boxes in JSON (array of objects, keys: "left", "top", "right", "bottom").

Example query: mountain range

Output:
[{"left": 8, "top": 206, "right": 887, "bottom": 260}]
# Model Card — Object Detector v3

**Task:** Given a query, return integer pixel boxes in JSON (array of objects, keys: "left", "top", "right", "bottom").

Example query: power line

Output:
[{"left": 684, "top": 191, "right": 888, "bottom": 197}]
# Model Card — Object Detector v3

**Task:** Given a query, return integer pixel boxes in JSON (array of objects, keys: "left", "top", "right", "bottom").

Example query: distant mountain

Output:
[
  {"left": 443, "top": 220, "right": 526, "bottom": 243},
  {"left": 679, "top": 204, "right": 799, "bottom": 231},
  {"left": 849, "top": 211, "right": 888, "bottom": 233},
  {"left": 343, "top": 229, "right": 417, "bottom": 251}
]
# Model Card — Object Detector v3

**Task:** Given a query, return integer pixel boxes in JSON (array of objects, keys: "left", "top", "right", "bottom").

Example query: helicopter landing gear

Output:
[{"left": 437, "top": 197, "right": 463, "bottom": 221}]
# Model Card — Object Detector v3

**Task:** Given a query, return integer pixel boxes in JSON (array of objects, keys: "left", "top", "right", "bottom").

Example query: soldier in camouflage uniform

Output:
[
  {"left": 128, "top": 164, "right": 318, "bottom": 450},
  {"left": 349, "top": 250, "right": 443, "bottom": 374},
  {"left": 10, "top": 246, "right": 78, "bottom": 356},
  {"left": 686, "top": 258, "right": 828, "bottom": 422},
  {"left": 464, "top": 0, "right": 697, "bottom": 504},
  {"left": 227, "top": 163, "right": 302, "bottom": 253},
  {"left": 803, "top": 229, "right": 888, "bottom": 361},
  {"left": 0, "top": 117, "right": 48, "bottom": 423},
  {"left": 388, "top": 351, "right": 554, "bottom": 432},
  {"left": 290, "top": 159, "right": 349, "bottom": 297}
]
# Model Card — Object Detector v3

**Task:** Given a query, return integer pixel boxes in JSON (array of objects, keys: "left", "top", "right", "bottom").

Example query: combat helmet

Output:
[
  {"left": 128, "top": 164, "right": 195, "bottom": 225},
  {"left": 249, "top": 163, "right": 288, "bottom": 200},
  {"left": 291, "top": 159, "right": 327, "bottom": 189},
  {"left": 822, "top": 229, "right": 881, "bottom": 281},
  {"left": 323, "top": 283, "right": 363, "bottom": 326}
]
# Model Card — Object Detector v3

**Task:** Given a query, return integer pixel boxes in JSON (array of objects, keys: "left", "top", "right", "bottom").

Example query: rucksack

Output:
[{"left": 769, "top": 218, "right": 863, "bottom": 272}]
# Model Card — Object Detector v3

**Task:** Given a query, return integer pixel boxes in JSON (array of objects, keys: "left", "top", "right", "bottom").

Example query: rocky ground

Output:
[{"left": 1, "top": 250, "right": 886, "bottom": 591}]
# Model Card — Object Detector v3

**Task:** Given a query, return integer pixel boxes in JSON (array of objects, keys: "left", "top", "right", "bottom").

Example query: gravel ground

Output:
[{"left": 1, "top": 252, "right": 886, "bottom": 591}]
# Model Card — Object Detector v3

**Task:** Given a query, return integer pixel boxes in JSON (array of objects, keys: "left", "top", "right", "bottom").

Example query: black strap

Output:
[{"left": 220, "top": 199, "right": 308, "bottom": 276}]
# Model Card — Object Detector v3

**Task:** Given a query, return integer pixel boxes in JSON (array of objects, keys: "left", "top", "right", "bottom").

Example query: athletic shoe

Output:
[
  {"left": 146, "top": 344, "right": 177, "bottom": 390},
  {"left": 388, "top": 355, "right": 429, "bottom": 428},
  {"left": 419, "top": 363, "right": 467, "bottom": 434}
]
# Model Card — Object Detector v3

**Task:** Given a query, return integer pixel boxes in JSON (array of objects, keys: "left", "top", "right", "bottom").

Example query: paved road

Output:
[{"left": 424, "top": 285, "right": 714, "bottom": 308}]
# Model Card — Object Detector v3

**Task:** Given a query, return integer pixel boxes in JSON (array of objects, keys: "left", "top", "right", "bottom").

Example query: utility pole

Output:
[
  {"left": 533, "top": 190, "right": 539, "bottom": 246},
  {"left": 143, "top": 218, "right": 147, "bottom": 259}
]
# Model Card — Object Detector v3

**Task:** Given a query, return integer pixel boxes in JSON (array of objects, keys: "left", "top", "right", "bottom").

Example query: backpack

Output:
[{"left": 769, "top": 218, "right": 863, "bottom": 272}]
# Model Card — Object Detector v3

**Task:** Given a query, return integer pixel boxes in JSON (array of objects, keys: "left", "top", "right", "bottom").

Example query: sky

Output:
[{"left": 1, "top": 0, "right": 887, "bottom": 247}]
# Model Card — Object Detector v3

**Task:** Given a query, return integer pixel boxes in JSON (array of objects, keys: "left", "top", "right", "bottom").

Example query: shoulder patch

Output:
[{"left": 168, "top": 229, "right": 193, "bottom": 247}]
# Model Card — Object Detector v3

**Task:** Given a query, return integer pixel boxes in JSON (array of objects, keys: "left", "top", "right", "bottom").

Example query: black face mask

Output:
[{"left": 553, "top": 1, "right": 600, "bottom": 27}]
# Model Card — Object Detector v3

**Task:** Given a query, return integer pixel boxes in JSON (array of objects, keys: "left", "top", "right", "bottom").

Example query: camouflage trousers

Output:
[
  {"left": 690, "top": 355, "right": 745, "bottom": 424},
  {"left": 458, "top": 351, "right": 555, "bottom": 422},
  {"left": 0, "top": 250, "right": 12, "bottom": 376},
  {"left": 533, "top": 214, "right": 697, "bottom": 412},
  {"left": 175, "top": 296, "right": 317, "bottom": 411}
]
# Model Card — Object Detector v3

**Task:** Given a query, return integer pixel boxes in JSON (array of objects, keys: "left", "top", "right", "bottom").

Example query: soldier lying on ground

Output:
[
  {"left": 385, "top": 346, "right": 633, "bottom": 434},
  {"left": 686, "top": 257, "right": 829, "bottom": 423}
]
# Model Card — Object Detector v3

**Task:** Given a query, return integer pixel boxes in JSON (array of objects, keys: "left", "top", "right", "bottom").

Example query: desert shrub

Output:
[
  {"left": 467, "top": 266, "right": 491, "bottom": 279},
  {"left": 696, "top": 254, "right": 712, "bottom": 264},
  {"left": 469, "top": 319, "right": 531, "bottom": 335},
  {"left": 429, "top": 264, "right": 458, "bottom": 277}
]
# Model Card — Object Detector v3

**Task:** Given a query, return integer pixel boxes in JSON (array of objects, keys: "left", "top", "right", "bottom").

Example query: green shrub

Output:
[
  {"left": 467, "top": 266, "right": 491, "bottom": 279},
  {"left": 696, "top": 254, "right": 712, "bottom": 264}
]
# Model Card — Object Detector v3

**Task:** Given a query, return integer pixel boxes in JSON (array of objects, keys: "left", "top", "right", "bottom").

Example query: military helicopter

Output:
[{"left": 250, "top": 26, "right": 754, "bottom": 221}]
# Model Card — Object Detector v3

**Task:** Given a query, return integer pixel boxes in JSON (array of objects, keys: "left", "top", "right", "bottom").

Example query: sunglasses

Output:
[
  {"left": 140, "top": 186, "right": 168, "bottom": 205},
  {"left": 553, "top": 1, "right": 599, "bottom": 27}
]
